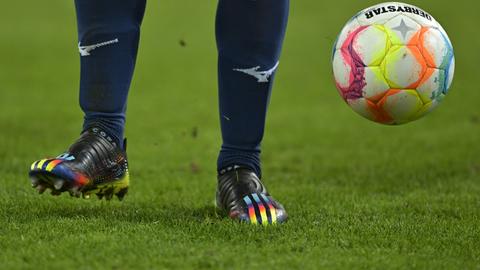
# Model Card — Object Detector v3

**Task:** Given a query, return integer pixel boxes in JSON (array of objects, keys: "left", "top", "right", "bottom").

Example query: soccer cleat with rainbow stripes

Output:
[
  {"left": 216, "top": 166, "right": 287, "bottom": 225},
  {"left": 28, "top": 127, "right": 129, "bottom": 201}
]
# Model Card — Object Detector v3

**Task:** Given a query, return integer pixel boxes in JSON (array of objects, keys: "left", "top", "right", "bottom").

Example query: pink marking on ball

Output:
[{"left": 337, "top": 25, "right": 369, "bottom": 100}]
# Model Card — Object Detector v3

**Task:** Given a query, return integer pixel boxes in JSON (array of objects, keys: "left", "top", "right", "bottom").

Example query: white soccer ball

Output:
[{"left": 332, "top": 2, "right": 455, "bottom": 125}]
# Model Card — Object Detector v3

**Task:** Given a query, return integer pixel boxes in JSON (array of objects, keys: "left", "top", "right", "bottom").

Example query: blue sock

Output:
[
  {"left": 216, "top": 0, "right": 290, "bottom": 178},
  {"left": 75, "top": 0, "right": 146, "bottom": 148}
]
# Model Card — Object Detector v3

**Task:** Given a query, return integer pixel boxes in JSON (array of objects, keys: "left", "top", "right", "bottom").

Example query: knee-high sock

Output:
[
  {"left": 75, "top": 0, "right": 146, "bottom": 147},
  {"left": 216, "top": 0, "right": 289, "bottom": 177}
]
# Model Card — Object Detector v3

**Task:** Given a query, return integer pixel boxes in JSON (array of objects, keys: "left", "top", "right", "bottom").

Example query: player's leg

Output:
[
  {"left": 78, "top": 0, "right": 146, "bottom": 146},
  {"left": 215, "top": 0, "right": 289, "bottom": 224},
  {"left": 28, "top": 0, "right": 146, "bottom": 200}
]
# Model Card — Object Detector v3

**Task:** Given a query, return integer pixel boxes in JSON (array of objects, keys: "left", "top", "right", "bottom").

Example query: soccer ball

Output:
[{"left": 332, "top": 2, "right": 455, "bottom": 125}]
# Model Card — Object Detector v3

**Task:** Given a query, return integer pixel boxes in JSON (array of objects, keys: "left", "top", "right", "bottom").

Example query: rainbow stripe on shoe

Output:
[
  {"left": 29, "top": 155, "right": 129, "bottom": 200},
  {"left": 30, "top": 157, "right": 89, "bottom": 187},
  {"left": 242, "top": 193, "right": 284, "bottom": 225}
]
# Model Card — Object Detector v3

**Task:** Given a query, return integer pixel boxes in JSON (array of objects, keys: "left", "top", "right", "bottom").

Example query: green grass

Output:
[{"left": 1, "top": 0, "right": 479, "bottom": 269}]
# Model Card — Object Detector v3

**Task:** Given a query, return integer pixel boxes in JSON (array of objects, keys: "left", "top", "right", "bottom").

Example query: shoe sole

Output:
[{"left": 29, "top": 172, "right": 129, "bottom": 201}]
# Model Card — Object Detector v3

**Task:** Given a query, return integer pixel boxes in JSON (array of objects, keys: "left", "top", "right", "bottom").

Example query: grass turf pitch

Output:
[{"left": 1, "top": 0, "right": 479, "bottom": 269}]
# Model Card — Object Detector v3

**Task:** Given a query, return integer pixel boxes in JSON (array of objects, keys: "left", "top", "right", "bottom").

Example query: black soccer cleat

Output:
[
  {"left": 216, "top": 166, "right": 287, "bottom": 225},
  {"left": 28, "top": 127, "right": 129, "bottom": 201}
]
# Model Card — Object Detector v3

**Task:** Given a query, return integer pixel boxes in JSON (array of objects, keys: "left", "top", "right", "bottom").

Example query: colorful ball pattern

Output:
[{"left": 332, "top": 2, "right": 455, "bottom": 125}]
